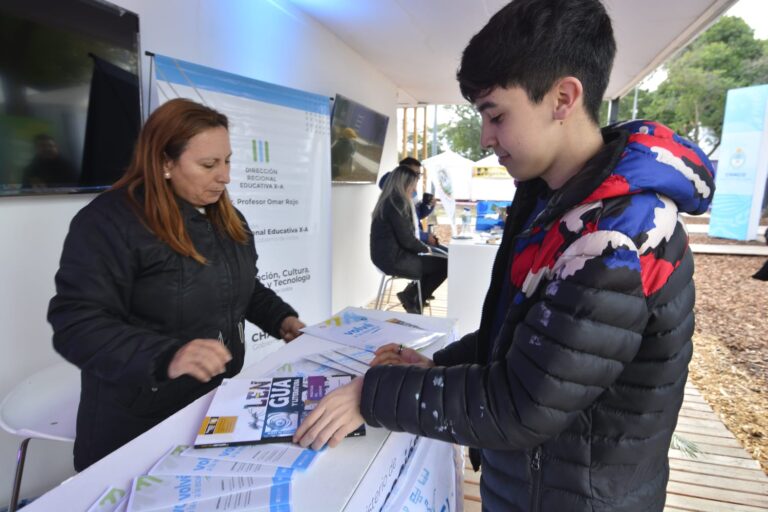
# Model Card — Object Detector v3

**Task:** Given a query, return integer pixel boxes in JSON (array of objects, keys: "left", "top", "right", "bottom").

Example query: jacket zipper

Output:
[
  {"left": 530, "top": 446, "right": 542, "bottom": 512},
  {"left": 212, "top": 221, "right": 234, "bottom": 355}
]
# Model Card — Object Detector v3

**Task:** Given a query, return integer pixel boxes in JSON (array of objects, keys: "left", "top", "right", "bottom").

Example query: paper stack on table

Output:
[
  {"left": 268, "top": 346, "right": 374, "bottom": 378},
  {"left": 86, "top": 308, "right": 446, "bottom": 512},
  {"left": 300, "top": 307, "right": 444, "bottom": 352},
  {"left": 87, "top": 441, "right": 320, "bottom": 512}
]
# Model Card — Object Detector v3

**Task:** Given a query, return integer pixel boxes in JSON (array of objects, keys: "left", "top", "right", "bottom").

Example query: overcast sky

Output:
[{"left": 727, "top": 0, "right": 768, "bottom": 39}]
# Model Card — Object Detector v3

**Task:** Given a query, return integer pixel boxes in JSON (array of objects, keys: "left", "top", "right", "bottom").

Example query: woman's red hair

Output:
[{"left": 113, "top": 98, "right": 247, "bottom": 264}]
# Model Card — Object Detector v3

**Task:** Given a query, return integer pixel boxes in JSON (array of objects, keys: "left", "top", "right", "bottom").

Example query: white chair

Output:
[{"left": 0, "top": 362, "right": 80, "bottom": 512}]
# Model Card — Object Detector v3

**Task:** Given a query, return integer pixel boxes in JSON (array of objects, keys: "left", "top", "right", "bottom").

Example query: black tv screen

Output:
[
  {"left": 0, "top": 0, "right": 141, "bottom": 197},
  {"left": 330, "top": 94, "right": 389, "bottom": 184}
]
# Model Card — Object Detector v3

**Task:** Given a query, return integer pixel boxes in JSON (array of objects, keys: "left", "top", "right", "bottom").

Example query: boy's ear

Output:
[{"left": 552, "top": 77, "right": 584, "bottom": 121}]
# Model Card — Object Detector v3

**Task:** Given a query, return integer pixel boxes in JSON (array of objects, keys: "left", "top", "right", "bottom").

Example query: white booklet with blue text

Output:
[
  {"left": 126, "top": 474, "right": 289, "bottom": 512},
  {"left": 300, "top": 307, "right": 443, "bottom": 352},
  {"left": 150, "top": 445, "right": 302, "bottom": 478}
]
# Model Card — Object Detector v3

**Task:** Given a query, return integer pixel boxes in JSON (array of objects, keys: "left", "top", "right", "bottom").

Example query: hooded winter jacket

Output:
[
  {"left": 361, "top": 121, "right": 715, "bottom": 511},
  {"left": 49, "top": 188, "right": 297, "bottom": 471}
]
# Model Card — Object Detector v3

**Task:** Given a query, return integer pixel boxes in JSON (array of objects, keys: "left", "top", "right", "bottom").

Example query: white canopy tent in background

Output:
[
  {"left": 422, "top": 150, "right": 474, "bottom": 231},
  {"left": 422, "top": 150, "right": 474, "bottom": 200},
  {"left": 471, "top": 154, "right": 516, "bottom": 202}
]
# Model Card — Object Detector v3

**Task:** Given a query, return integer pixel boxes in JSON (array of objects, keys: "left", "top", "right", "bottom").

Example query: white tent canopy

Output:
[
  {"left": 472, "top": 154, "right": 516, "bottom": 202},
  {"left": 289, "top": 0, "right": 738, "bottom": 105},
  {"left": 422, "top": 150, "right": 475, "bottom": 200},
  {"left": 474, "top": 154, "right": 503, "bottom": 167}
]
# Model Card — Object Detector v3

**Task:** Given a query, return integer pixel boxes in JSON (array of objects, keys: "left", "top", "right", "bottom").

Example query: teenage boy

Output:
[{"left": 295, "top": 1, "right": 715, "bottom": 510}]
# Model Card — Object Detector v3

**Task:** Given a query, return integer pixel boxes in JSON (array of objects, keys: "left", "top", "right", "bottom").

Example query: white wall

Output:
[{"left": 0, "top": 0, "right": 395, "bottom": 504}]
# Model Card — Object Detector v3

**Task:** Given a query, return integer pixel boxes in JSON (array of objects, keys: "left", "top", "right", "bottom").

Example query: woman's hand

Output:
[
  {"left": 167, "top": 339, "right": 232, "bottom": 382},
  {"left": 293, "top": 377, "right": 364, "bottom": 450},
  {"left": 279, "top": 316, "right": 305, "bottom": 342},
  {"left": 369, "top": 343, "right": 435, "bottom": 368}
]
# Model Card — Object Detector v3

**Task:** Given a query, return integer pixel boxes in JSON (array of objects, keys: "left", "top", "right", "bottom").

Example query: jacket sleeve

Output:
[
  {"left": 243, "top": 234, "right": 298, "bottom": 338},
  {"left": 245, "top": 273, "right": 298, "bottom": 339},
  {"left": 48, "top": 207, "right": 184, "bottom": 388},
  {"left": 234, "top": 207, "right": 298, "bottom": 338},
  {"left": 432, "top": 331, "right": 479, "bottom": 366},
  {"left": 361, "top": 229, "right": 649, "bottom": 450},
  {"left": 385, "top": 199, "right": 429, "bottom": 255},
  {"left": 415, "top": 201, "right": 434, "bottom": 219}
]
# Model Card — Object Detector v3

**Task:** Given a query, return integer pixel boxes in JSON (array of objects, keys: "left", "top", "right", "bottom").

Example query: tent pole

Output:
[
  {"left": 401, "top": 107, "right": 408, "bottom": 160},
  {"left": 412, "top": 106, "right": 418, "bottom": 158}
]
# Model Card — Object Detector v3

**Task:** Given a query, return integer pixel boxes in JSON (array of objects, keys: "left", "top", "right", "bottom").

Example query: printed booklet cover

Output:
[
  {"left": 300, "top": 307, "right": 444, "bottom": 352},
  {"left": 194, "top": 375, "right": 364, "bottom": 448}
]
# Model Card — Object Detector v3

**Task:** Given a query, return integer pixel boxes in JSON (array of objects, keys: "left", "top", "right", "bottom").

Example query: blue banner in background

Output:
[
  {"left": 153, "top": 54, "right": 332, "bottom": 365},
  {"left": 709, "top": 84, "right": 768, "bottom": 240}
]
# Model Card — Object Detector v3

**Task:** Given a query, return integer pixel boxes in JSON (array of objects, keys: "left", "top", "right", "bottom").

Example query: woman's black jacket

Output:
[
  {"left": 48, "top": 189, "right": 297, "bottom": 470},
  {"left": 370, "top": 195, "right": 429, "bottom": 278}
]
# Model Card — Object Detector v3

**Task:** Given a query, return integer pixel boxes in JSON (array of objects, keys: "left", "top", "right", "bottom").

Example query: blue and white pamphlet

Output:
[
  {"left": 125, "top": 474, "right": 289, "bottom": 512},
  {"left": 300, "top": 307, "right": 443, "bottom": 352}
]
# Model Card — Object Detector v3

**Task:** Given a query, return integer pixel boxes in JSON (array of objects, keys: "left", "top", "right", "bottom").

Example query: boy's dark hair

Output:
[
  {"left": 399, "top": 156, "right": 422, "bottom": 168},
  {"left": 457, "top": 0, "right": 615, "bottom": 124}
]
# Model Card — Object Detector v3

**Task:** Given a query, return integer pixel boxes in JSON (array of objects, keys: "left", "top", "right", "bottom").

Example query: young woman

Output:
[{"left": 369, "top": 165, "right": 447, "bottom": 313}]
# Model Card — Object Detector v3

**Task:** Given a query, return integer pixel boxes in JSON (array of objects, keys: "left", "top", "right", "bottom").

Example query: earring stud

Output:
[{"left": 164, "top": 172, "right": 171, "bottom": 179}]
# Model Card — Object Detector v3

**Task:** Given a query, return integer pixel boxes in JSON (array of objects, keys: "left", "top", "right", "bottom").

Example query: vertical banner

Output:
[
  {"left": 153, "top": 55, "right": 331, "bottom": 365},
  {"left": 709, "top": 84, "right": 768, "bottom": 240}
]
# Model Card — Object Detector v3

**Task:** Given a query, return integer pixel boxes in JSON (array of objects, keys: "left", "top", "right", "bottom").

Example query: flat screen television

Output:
[
  {"left": 330, "top": 94, "right": 389, "bottom": 184},
  {"left": 0, "top": 0, "right": 141, "bottom": 197}
]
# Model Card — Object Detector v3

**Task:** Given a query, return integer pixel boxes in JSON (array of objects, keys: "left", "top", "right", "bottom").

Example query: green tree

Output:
[
  {"left": 439, "top": 104, "right": 492, "bottom": 161},
  {"left": 398, "top": 129, "right": 444, "bottom": 162},
  {"left": 599, "top": 87, "right": 653, "bottom": 126},
  {"left": 642, "top": 16, "right": 765, "bottom": 155}
]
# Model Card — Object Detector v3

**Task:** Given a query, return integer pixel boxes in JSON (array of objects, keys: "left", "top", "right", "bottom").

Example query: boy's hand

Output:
[
  {"left": 293, "top": 377, "right": 364, "bottom": 450},
  {"left": 370, "top": 343, "right": 435, "bottom": 368}
]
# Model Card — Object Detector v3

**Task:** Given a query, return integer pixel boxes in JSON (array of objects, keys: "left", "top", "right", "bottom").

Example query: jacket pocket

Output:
[{"left": 115, "top": 376, "right": 209, "bottom": 419}]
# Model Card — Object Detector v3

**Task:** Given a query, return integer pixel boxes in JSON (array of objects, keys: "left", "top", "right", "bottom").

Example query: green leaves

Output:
[
  {"left": 439, "top": 105, "right": 492, "bottom": 161},
  {"left": 627, "top": 16, "right": 766, "bottom": 156}
]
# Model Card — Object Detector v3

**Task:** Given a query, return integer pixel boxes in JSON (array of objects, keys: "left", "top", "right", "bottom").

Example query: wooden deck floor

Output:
[{"left": 367, "top": 280, "right": 768, "bottom": 511}]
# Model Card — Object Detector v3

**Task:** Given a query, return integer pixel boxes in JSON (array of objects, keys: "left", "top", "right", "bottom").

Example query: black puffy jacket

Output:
[
  {"left": 48, "top": 189, "right": 297, "bottom": 470},
  {"left": 370, "top": 194, "right": 429, "bottom": 278},
  {"left": 361, "top": 121, "right": 715, "bottom": 511}
]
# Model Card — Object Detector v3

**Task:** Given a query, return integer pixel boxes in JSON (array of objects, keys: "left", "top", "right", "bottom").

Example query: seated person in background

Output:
[
  {"left": 370, "top": 165, "right": 447, "bottom": 313},
  {"left": 48, "top": 98, "right": 305, "bottom": 471},
  {"left": 379, "top": 157, "right": 443, "bottom": 249}
]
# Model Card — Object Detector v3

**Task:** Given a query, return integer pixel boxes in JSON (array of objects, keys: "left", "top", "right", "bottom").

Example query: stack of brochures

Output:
[
  {"left": 87, "top": 442, "right": 318, "bottom": 512},
  {"left": 87, "top": 309, "right": 445, "bottom": 512},
  {"left": 300, "top": 307, "right": 444, "bottom": 353}
]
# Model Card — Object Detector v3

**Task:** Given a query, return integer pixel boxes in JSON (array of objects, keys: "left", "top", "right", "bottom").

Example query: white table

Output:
[
  {"left": 447, "top": 237, "right": 500, "bottom": 338},
  {"left": 23, "top": 309, "right": 457, "bottom": 512}
]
